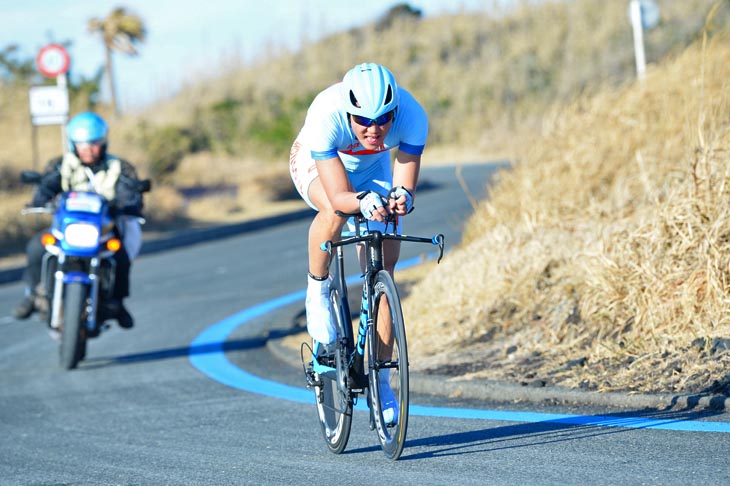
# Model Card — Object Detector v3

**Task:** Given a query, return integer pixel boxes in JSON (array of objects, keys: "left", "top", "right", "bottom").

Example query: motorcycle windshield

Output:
[{"left": 64, "top": 192, "right": 105, "bottom": 214}]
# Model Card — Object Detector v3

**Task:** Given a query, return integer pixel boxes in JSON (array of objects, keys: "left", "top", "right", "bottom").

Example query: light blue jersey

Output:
[{"left": 289, "top": 80, "right": 428, "bottom": 236}]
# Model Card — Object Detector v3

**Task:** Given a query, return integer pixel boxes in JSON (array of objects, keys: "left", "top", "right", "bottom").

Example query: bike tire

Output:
[
  {"left": 368, "top": 270, "right": 409, "bottom": 460},
  {"left": 59, "top": 282, "right": 87, "bottom": 370},
  {"left": 313, "top": 283, "right": 353, "bottom": 454}
]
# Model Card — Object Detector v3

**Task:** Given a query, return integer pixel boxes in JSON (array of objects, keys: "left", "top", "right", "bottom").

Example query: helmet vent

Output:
[
  {"left": 384, "top": 85, "right": 393, "bottom": 105},
  {"left": 349, "top": 90, "right": 361, "bottom": 108}
]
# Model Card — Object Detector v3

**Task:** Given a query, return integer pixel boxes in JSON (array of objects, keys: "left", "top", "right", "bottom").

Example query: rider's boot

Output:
[
  {"left": 13, "top": 293, "right": 36, "bottom": 320},
  {"left": 105, "top": 298, "right": 134, "bottom": 329},
  {"left": 117, "top": 302, "right": 134, "bottom": 329}
]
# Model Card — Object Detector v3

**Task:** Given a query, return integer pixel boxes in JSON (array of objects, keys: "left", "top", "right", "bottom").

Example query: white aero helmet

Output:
[{"left": 341, "top": 62, "right": 399, "bottom": 120}]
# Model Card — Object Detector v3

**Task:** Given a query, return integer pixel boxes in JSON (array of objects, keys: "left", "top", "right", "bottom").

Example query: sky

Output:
[{"left": 3, "top": 0, "right": 495, "bottom": 112}]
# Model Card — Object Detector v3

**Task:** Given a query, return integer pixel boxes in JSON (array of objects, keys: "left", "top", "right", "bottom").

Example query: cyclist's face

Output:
[{"left": 350, "top": 115, "right": 393, "bottom": 150}]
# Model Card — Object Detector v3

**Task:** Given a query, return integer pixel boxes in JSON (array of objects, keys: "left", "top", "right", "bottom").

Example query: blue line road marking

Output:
[{"left": 189, "top": 256, "right": 730, "bottom": 434}]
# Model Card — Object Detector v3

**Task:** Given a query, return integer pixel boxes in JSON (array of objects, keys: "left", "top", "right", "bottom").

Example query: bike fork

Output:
[
  {"left": 50, "top": 255, "right": 65, "bottom": 330},
  {"left": 86, "top": 257, "right": 101, "bottom": 331}
]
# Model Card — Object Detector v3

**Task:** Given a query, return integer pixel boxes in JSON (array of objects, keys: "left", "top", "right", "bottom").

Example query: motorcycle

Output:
[{"left": 20, "top": 170, "right": 151, "bottom": 370}]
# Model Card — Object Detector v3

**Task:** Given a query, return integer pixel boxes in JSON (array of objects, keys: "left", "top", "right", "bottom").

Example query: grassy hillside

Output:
[
  {"left": 405, "top": 8, "right": 730, "bottom": 395},
  {"left": 3, "top": 1, "right": 725, "bottom": 167},
  {"left": 110, "top": 0, "right": 727, "bottom": 165}
]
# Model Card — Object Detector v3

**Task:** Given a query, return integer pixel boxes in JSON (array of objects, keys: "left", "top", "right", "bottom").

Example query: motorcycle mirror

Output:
[
  {"left": 138, "top": 179, "right": 152, "bottom": 193},
  {"left": 20, "top": 170, "right": 41, "bottom": 184}
]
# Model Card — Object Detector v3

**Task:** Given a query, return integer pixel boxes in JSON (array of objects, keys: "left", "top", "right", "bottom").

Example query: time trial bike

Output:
[{"left": 303, "top": 212, "right": 444, "bottom": 460}]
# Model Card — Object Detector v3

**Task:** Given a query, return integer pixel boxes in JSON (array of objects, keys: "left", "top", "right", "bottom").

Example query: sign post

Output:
[
  {"left": 31, "top": 44, "right": 71, "bottom": 167},
  {"left": 629, "top": 0, "right": 646, "bottom": 81},
  {"left": 628, "top": 0, "right": 660, "bottom": 82}
]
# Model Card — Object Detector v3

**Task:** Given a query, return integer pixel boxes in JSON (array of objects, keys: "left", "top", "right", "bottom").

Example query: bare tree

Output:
[{"left": 88, "top": 7, "right": 146, "bottom": 116}]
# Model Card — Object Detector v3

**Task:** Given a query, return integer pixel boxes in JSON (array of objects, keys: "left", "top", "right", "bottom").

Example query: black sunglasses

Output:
[{"left": 350, "top": 110, "right": 395, "bottom": 127}]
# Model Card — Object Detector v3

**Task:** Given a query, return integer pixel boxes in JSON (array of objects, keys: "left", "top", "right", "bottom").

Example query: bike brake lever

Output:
[
  {"left": 433, "top": 234, "right": 445, "bottom": 263},
  {"left": 320, "top": 241, "right": 333, "bottom": 254}
]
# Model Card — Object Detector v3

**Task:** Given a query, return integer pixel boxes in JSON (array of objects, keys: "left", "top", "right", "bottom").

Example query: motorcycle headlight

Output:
[{"left": 64, "top": 223, "right": 100, "bottom": 248}]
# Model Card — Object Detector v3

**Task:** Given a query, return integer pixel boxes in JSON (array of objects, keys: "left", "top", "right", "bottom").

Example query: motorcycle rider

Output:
[{"left": 13, "top": 111, "right": 144, "bottom": 329}]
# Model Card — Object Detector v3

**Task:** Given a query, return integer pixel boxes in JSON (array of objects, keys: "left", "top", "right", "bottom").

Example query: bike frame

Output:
[
  {"left": 319, "top": 215, "right": 445, "bottom": 395},
  {"left": 306, "top": 211, "right": 444, "bottom": 459}
]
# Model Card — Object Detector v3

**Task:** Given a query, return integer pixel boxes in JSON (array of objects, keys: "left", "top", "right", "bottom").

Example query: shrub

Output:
[{"left": 139, "top": 123, "right": 194, "bottom": 180}]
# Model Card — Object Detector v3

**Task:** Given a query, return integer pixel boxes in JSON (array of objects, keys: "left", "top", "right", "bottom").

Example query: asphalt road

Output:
[{"left": 1, "top": 163, "right": 728, "bottom": 485}]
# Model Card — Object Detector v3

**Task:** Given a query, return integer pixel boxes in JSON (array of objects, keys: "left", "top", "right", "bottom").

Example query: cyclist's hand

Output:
[
  {"left": 388, "top": 186, "right": 414, "bottom": 215},
  {"left": 358, "top": 191, "right": 388, "bottom": 221}
]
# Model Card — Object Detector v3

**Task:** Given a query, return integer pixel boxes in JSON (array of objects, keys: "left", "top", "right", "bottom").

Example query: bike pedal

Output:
[
  {"left": 300, "top": 341, "right": 317, "bottom": 387},
  {"left": 303, "top": 360, "right": 322, "bottom": 387},
  {"left": 305, "top": 370, "right": 321, "bottom": 388}
]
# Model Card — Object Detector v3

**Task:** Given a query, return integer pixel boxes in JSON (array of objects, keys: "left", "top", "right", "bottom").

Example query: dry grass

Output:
[{"left": 403, "top": 30, "right": 730, "bottom": 395}]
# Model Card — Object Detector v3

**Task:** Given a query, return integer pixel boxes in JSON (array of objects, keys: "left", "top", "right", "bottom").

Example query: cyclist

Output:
[
  {"left": 289, "top": 62, "right": 428, "bottom": 423},
  {"left": 14, "top": 111, "right": 145, "bottom": 329}
]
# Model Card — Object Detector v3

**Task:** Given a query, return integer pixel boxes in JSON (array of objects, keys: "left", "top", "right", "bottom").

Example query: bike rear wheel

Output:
[
  {"left": 60, "top": 282, "right": 87, "bottom": 370},
  {"left": 313, "top": 284, "right": 353, "bottom": 454},
  {"left": 368, "top": 270, "right": 409, "bottom": 460}
]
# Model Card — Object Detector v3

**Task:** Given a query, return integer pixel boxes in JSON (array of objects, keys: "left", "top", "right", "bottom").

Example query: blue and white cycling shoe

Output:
[
  {"left": 305, "top": 277, "right": 337, "bottom": 344},
  {"left": 379, "top": 378, "right": 399, "bottom": 425}
]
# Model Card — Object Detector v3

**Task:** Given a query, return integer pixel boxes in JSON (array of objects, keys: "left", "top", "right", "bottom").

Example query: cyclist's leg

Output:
[
  {"left": 307, "top": 177, "right": 346, "bottom": 276},
  {"left": 290, "top": 142, "right": 347, "bottom": 343},
  {"left": 301, "top": 181, "right": 347, "bottom": 344},
  {"left": 290, "top": 141, "right": 343, "bottom": 277},
  {"left": 375, "top": 239, "right": 401, "bottom": 360}
]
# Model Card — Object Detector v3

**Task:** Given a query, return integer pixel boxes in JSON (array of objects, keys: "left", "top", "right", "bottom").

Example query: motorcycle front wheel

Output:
[{"left": 60, "top": 282, "right": 87, "bottom": 370}]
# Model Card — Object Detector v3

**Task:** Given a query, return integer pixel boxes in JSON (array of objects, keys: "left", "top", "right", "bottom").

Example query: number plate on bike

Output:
[{"left": 66, "top": 192, "right": 103, "bottom": 214}]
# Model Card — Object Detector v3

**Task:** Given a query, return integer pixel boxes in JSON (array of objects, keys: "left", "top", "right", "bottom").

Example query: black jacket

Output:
[{"left": 32, "top": 154, "right": 144, "bottom": 216}]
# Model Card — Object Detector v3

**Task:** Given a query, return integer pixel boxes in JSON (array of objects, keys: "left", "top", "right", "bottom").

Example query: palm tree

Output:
[{"left": 88, "top": 7, "right": 146, "bottom": 116}]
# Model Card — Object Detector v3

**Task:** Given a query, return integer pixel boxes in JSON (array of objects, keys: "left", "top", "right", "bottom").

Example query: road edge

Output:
[{"left": 265, "top": 330, "right": 730, "bottom": 413}]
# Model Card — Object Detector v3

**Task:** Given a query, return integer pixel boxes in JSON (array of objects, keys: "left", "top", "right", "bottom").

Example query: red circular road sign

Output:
[{"left": 36, "top": 44, "right": 71, "bottom": 78}]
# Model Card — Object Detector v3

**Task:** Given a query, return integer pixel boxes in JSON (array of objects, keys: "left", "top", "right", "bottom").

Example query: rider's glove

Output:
[
  {"left": 388, "top": 186, "right": 414, "bottom": 214},
  {"left": 357, "top": 191, "right": 386, "bottom": 219}
]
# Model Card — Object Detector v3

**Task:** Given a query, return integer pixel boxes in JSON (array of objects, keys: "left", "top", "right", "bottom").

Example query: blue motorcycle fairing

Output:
[{"left": 52, "top": 192, "right": 113, "bottom": 258}]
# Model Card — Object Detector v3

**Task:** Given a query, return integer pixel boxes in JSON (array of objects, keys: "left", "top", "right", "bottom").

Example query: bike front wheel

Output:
[
  {"left": 313, "top": 283, "right": 353, "bottom": 454},
  {"left": 368, "top": 270, "right": 409, "bottom": 460}
]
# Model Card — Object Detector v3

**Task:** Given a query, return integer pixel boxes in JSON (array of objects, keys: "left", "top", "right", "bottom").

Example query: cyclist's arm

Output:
[
  {"left": 390, "top": 151, "right": 421, "bottom": 214},
  {"left": 315, "top": 156, "right": 361, "bottom": 214}
]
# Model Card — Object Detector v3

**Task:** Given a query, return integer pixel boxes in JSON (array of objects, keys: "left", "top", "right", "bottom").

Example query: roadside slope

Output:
[{"left": 404, "top": 31, "right": 730, "bottom": 397}]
